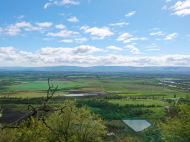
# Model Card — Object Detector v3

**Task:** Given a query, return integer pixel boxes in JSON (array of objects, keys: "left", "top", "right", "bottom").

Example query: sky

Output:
[{"left": 0, "top": 0, "right": 190, "bottom": 67}]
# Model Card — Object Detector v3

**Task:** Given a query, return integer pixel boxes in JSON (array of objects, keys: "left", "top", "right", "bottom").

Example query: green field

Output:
[
  {"left": 0, "top": 81, "right": 80, "bottom": 91},
  {"left": 116, "top": 90, "right": 186, "bottom": 98},
  {"left": 142, "top": 107, "right": 166, "bottom": 119},
  {"left": 109, "top": 100, "right": 174, "bottom": 106},
  {"left": 0, "top": 90, "right": 70, "bottom": 98}
]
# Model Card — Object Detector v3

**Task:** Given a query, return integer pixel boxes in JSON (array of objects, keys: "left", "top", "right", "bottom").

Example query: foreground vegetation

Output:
[{"left": 0, "top": 71, "right": 190, "bottom": 141}]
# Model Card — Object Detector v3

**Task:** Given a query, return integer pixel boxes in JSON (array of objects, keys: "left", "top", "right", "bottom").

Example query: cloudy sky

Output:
[{"left": 0, "top": 0, "right": 190, "bottom": 67}]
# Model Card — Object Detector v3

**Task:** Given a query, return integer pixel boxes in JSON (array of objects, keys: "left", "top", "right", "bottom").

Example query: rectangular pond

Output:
[{"left": 123, "top": 120, "right": 151, "bottom": 132}]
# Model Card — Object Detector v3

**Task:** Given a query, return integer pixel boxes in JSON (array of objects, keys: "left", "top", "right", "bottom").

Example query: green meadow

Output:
[
  {"left": 108, "top": 100, "right": 174, "bottom": 106},
  {"left": 0, "top": 81, "right": 80, "bottom": 91}
]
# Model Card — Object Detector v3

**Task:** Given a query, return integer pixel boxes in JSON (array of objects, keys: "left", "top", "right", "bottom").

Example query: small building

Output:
[
  {"left": 165, "top": 106, "right": 171, "bottom": 112},
  {"left": 107, "top": 132, "right": 115, "bottom": 136}
]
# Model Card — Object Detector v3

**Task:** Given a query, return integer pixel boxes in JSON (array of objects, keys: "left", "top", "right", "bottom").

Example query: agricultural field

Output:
[
  {"left": 0, "top": 81, "right": 79, "bottom": 91},
  {"left": 109, "top": 100, "right": 175, "bottom": 106}
]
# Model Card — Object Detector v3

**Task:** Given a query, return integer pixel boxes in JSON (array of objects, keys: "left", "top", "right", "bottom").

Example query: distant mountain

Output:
[{"left": 1, "top": 66, "right": 190, "bottom": 72}]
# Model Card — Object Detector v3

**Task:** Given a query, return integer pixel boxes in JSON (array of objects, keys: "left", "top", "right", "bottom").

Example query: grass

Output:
[
  {"left": 0, "top": 81, "right": 80, "bottom": 91},
  {"left": 109, "top": 100, "right": 174, "bottom": 106},
  {"left": 116, "top": 90, "right": 187, "bottom": 98},
  {"left": 0, "top": 90, "right": 69, "bottom": 98},
  {"left": 142, "top": 108, "right": 166, "bottom": 119}
]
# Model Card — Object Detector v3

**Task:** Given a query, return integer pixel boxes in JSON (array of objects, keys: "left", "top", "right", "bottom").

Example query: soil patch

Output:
[{"left": 0, "top": 110, "right": 28, "bottom": 125}]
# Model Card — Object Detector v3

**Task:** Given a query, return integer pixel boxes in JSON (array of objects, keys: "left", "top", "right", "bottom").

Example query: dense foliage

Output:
[
  {"left": 158, "top": 104, "right": 190, "bottom": 142},
  {"left": 0, "top": 100, "right": 107, "bottom": 142},
  {"left": 76, "top": 98, "right": 147, "bottom": 121}
]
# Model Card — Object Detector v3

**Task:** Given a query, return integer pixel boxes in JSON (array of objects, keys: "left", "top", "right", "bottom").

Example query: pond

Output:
[
  {"left": 123, "top": 120, "right": 151, "bottom": 132},
  {"left": 64, "top": 94, "right": 98, "bottom": 97}
]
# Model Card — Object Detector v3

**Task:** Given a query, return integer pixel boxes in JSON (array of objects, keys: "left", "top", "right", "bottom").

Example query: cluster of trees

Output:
[
  {"left": 104, "top": 95, "right": 123, "bottom": 99},
  {"left": 124, "top": 104, "right": 158, "bottom": 108},
  {"left": 158, "top": 103, "right": 190, "bottom": 141},
  {"left": 76, "top": 99, "right": 148, "bottom": 120},
  {"left": 0, "top": 100, "right": 107, "bottom": 142},
  {"left": 0, "top": 97, "right": 45, "bottom": 105}
]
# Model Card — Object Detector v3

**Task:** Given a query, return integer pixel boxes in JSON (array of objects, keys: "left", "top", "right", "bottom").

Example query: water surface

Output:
[{"left": 123, "top": 120, "right": 151, "bottom": 132}]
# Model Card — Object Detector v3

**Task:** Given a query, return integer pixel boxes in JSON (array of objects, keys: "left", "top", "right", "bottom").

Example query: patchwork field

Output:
[{"left": 0, "top": 81, "right": 80, "bottom": 91}]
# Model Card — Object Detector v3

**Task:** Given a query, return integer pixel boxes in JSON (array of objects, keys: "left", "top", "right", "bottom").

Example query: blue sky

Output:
[{"left": 0, "top": 0, "right": 190, "bottom": 67}]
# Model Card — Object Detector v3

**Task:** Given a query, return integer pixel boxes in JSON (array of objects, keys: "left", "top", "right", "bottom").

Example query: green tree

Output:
[
  {"left": 46, "top": 100, "right": 107, "bottom": 142},
  {"left": 158, "top": 104, "right": 190, "bottom": 141},
  {"left": 0, "top": 107, "right": 2, "bottom": 118},
  {"left": 0, "top": 79, "right": 107, "bottom": 142},
  {"left": 0, "top": 117, "right": 48, "bottom": 142}
]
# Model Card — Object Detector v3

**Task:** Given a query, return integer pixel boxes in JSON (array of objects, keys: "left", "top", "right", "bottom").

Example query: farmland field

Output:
[
  {"left": 0, "top": 81, "right": 80, "bottom": 91},
  {"left": 108, "top": 100, "right": 174, "bottom": 106}
]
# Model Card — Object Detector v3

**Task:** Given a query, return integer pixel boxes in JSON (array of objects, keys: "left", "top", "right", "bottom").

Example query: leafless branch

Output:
[{"left": 2, "top": 78, "right": 69, "bottom": 131}]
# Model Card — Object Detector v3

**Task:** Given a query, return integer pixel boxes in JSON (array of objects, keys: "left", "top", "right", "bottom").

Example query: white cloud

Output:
[
  {"left": 156, "top": 39, "right": 161, "bottom": 41},
  {"left": 0, "top": 47, "right": 15, "bottom": 54},
  {"left": 109, "top": 22, "right": 129, "bottom": 27},
  {"left": 44, "top": 3, "right": 51, "bottom": 9},
  {"left": 162, "top": 5, "right": 167, "bottom": 10},
  {"left": 19, "top": 51, "right": 32, "bottom": 55},
  {"left": 71, "top": 45, "right": 103, "bottom": 54},
  {"left": 139, "top": 37, "right": 148, "bottom": 40},
  {"left": 81, "top": 26, "right": 114, "bottom": 40},
  {"left": 43, "top": 38, "right": 54, "bottom": 41},
  {"left": 117, "top": 33, "right": 147, "bottom": 43},
  {"left": 59, "top": 13, "right": 65, "bottom": 16},
  {"left": 116, "top": 33, "right": 132, "bottom": 41},
  {"left": 80, "top": 25, "right": 89, "bottom": 30},
  {"left": 55, "top": 24, "right": 66, "bottom": 29},
  {"left": 153, "top": 28, "right": 160, "bottom": 30},
  {"left": 14, "top": 22, "right": 31, "bottom": 27},
  {"left": 150, "top": 31, "right": 165, "bottom": 36},
  {"left": 46, "top": 30, "right": 79, "bottom": 37},
  {"left": 124, "top": 45, "right": 141, "bottom": 54},
  {"left": 67, "top": 16, "right": 79, "bottom": 22},
  {"left": 165, "top": 32, "right": 178, "bottom": 40},
  {"left": 125, "top": 45, "right": 136, "bottom": 49},
  {"left": 35, "top": 22, "right": 52, "bottom": 27},
  {"left": 106, "top": 46, "right": 123, "bottom": 51},
  {"left": 125, "top": 11, "right": 136, "bottom": 17},
  {"left": 37, "top": 45, "right": 103, "bottom": 55},
  {"left": 17, "top": 15, "right": 25, "bottom": 19},
  {"left": 0, "top": 27, "right": 3, "bottom": 34},
  {"left": 5, "top": 21, "right": 32, "bottom": 36},
  {"left": 44, "top": 0, "right": 80, "bottom": 9},
  {"left": 123, "top": 38, "right": 139, "bottom": 43},
  {"left": 146, "top": 43, "right": 158, "bottom": 48},
  {"left": 166, "top": 0, "right": 171, "bottom": 2},
  {"left": 37, "top": 47, "right": 65, "bottom": 55},
  {"left": 74, "top": 38, "right": 88, "bottom": 43},
  {"left": 54, "top": 0, "right": 80, "bottom": 6},
  {"left": 147, "top": 49, "right": 160, "bottom": 51},
  {"left": 23, "top": 22, "right": 53, "bottom": 33},
  {"left": 170, "top": 0, "right": 190, "bottom": 16},
  {"left": 2, "top": 46, "right": 190, "bottom": 67},
  {"left": 59, "top": 38, "right": 87, "bottom": 43},
  {"left": 59, "top": 39, "right": 73, "bottom": 43},
  {"left": 25, "top": 26, "right": 43, "bottom": 33}
]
